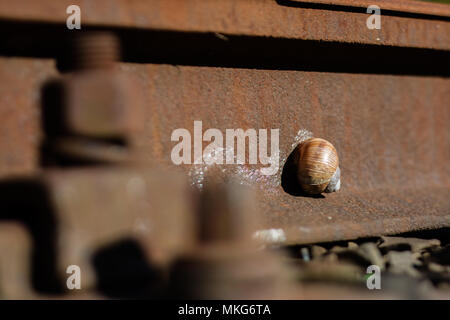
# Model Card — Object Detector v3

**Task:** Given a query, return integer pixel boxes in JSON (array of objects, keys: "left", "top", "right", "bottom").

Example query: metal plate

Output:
[
  {"left": 0, "top": 0, "right": 449, "bottom": 50},
  {"left": 291, "top": 0, "right": 450, "bottom": 17},
  {"left": 1, "top": 59, "right": 448, "bottom": 244}
]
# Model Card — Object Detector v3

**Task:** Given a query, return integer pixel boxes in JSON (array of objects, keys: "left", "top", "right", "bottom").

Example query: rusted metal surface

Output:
[
  {"left": 0, "top": 167, "right": 195, "bottom": 296},
  {"left": 292, "top": 0, "right": 450, "bottom": 17},
  {"left": 0, "top": 0, "right": 449, "bottom": 50},
  {"left": 133, "top": 65, "right": 450, "bottom": 244},
  {"left": 0, "top": 223, "right": 34, "bottom": 299},
  {"left": 171, "top": 180, "right": 287, "bottom": 299},
  {"left": 0, "top": 58, "right": 53, "bottom": 177},
  {"left": 1, "top": 59, "right": 448, "bottom": 245},
  {"left": 43, "top": 167, "right": 194, "bottom": 291},
  {"left": 42, "top": 32, "right": 146, "bottom": 165},
  {"left": 0, "top": 0, "right": 449, "bottom": 298},
  {"left": 287, "top": 235, "right": 450, "bottom": 299},
  {"left": 0, "top": 31, "right": 195, "bottom": 296}
]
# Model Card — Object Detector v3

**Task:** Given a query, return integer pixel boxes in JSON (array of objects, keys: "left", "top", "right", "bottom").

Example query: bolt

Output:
[
  {"left": 41, "top": 31, "right": 144, "bottom": 166},
  {"left": 73, "top": 32, "right": 120, "bottom": 70},
  {"left": 196, "top": 178, "right": 257, "bottom": 245},
  {"left": 170, "top": 177, "right": 285, "bottom": 299}
]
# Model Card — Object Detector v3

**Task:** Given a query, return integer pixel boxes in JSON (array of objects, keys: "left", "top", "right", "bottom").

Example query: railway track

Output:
[{"left": 0, "top": 0, "right": 448, "bottom": 298}]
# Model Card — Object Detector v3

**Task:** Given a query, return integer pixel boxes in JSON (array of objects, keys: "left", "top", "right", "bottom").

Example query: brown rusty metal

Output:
[
  {"left": 0, "top": 223, "right": 34, "bottom": 299},
  {"left": 0, "top": 167, "right": 194, "bottom": 296},
  {"left": 0, "top": 39, "right": 193, "bottom": 297},
  {"left": 0, "top": 31, "right": 194, "bottom": 297},
  {"left": 0, "top": 0, "right": 448, "bottom": 249},
  {"left": 0, "top": 59, "right": 449, "bottom": 246},
  {"left": 43, "top": 167, "right": 194, "bottom": 292},
  {"left": 0, "top": 58, "right": 53, "bottom": 178},
  {"left": 0, "top": 0, "right": 449, "bottom": 50},
  {"left": 292, "top": 0, "right": 450, "bottom": 17},
  {"left": 171, "top": 179, "right": 286, "bottom": 299},
  {"left": 131, "top": 65, "right": 450, "bottom": 245},
  {"left": 42, "top": 32, "right": 145, "bottom": 165},
  {"left": 73, "top": 32, "right": 120, "bottom": 71},
  {"left": 0, "top": 0, "right": 448, "bottom": 301}
]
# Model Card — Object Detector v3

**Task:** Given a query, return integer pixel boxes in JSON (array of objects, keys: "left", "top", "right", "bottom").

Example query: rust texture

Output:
[
  {"left": 1, "top": 60, "right": 448, "bottom": 245},
  {"left": 42, "top": 32, "right": 146, "bottom": 165},
  {"left": 131, "top": 65, "right": 450, "bottom": 244},
  {"left": 171, "top": 179, "right": 287, "bottom": 299},
  {"left": 0, "top": 223, "right": 33, "bottom": 299},
  {"left": 0, "top": 0, "right": 449, "bottom": 50},
  {"left": 43, "top": 167, "right": 195, "bottom": 291},
  {"left": 292, "top": 0, "right": 450, "bottom": 17},
  {"left": 0, "top": 0, "right": 449, "bottom": 298}
]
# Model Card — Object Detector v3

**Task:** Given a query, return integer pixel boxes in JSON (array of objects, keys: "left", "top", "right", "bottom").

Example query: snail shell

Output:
[{"left": 296, "top": 138, "right": 340, "bottom": 195}]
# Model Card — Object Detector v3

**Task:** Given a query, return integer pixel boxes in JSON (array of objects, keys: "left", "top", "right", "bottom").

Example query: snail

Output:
[{"left": 295, "top": 138, "right": 340, "bottom": 195}]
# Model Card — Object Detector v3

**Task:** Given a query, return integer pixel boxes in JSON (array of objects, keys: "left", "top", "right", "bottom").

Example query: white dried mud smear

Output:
[
  {"left": 188, "top": 146, "right": 279, "bottom": 191},
  {"left": 188, "top": 128, "right": 313, "bottom": 193},
  {"left": 291, "top": 128, "right": 313, "bottom": 150},
  {"left": 253, "top": 228, "right": 286, "bottom": 244}
]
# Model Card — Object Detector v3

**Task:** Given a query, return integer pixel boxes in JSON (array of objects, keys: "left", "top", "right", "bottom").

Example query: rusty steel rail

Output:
[
  {"left": 291, "top": 0, "right": 450, "bottom": 17},
  {"left": 0, "top": 0, "right": 449, "bottom": 50},
  {"left": 127, "top": 66, "right": 450, "bottom": 245},
  {"left": 0, "top": 0, "right": 449, "bottom": 249}
]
